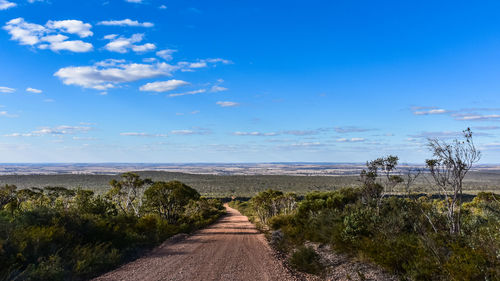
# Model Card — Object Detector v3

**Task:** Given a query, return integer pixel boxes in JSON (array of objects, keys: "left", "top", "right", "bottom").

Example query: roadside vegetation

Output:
[
  {"left": 0, "top": 173, "right": 225, "bottom": 280},
  {"left": 231, "top": 129, "right": 500, "bottom": 280}
]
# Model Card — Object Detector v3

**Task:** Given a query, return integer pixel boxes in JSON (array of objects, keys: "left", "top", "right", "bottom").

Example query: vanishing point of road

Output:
[{"left": 94, "top": 205, "right": 298, "bottom": 281}]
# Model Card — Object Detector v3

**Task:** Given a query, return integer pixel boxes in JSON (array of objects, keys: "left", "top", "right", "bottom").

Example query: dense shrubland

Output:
[
  {"left": 0, "top": 173, "right": 225, "bottom": 280},
  {"left": 231, "top": 188, "right": 500, "bottom": 280},
  {"left": 231, "top": 129, "right": 500, "bottom": 280}
]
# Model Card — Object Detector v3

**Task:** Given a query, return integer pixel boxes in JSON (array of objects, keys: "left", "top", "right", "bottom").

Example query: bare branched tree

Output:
[
  {"left": 425, "top": 128, "right": 481, "bottom": 235},
  {"left": 360, "top": 155, "right": 403, "bottom": 213}
]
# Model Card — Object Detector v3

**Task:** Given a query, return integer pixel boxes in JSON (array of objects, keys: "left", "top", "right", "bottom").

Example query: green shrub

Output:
[
  {"left": 25, "top": 255, "right": 65, "bottom": 281},
  {"left": 289, "top": 246, "right": 323, "bottom": 275},
  {"left": 0, "top": 175, "right": 224, "bottom": 281},
  {"left": 72, "top": 243, "right": 121, "bottom": 279}
]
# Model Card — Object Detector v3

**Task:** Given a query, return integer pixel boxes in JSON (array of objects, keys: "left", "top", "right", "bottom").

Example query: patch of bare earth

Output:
[{"left": 93, "top": 205, "right": 299, "bottom": 281}]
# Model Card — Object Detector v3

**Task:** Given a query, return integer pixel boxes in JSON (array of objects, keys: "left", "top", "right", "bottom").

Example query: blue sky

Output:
[{"left": 1, "top": 0, "right": 500, "bottom": 163}]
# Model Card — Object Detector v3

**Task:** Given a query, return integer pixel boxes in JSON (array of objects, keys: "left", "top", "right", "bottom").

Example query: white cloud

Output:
[
  {"left": 94, "top": 58, "right": 126, "bottom": 67},
  {"left": 0, "top": 0, "right": 16, "bottom": 10},
  {"left": 3, "top": 18, "right": 93, "bottom": 53},
  {"left": 125, "top": 0, "right": 143, "bottom": 3},
  {"left": 55, "top": 60, "right": 177, "bottom": 90},
  {"left": 33, "top": 125, "right": 91, "bottom": 135},
  {"left": 46, "top": 20, "right": 93, "bottom": 38},
  {"left": 233, "top": 131, "right": 278, "bottom": 136},
  {"left": 120, "top": 132, "right": 167, "bottom": 137},
  {"left": 0, "top": 86, "right": 15, "bottom": 93},
  {"left": 0, "top": 111, "right": 18, "bottom": 118},
  {"left": 334, "top": 126, "right": 371, "bottom": 133},
  {"left": 3, "top": 18, "right": 47, "bottom": 45},
  {"left": 39, "top": 34, "right": 93, "bottom": 52},
  {"left": 205, "top": 58, "right": 233, "bottom": 64},
  {"left": 288, "top": 142, "right": 323, "bottom": 147},
  {"left": 139, "top": 80, "right": 189, "bottom": 92},
  {"left": 170, "top": 127, "right": 210, "bottom": 135},
  {"left": 5, "top": 125, "right": 92, "bottom": 137},
  {"left": 189, "top": 62, "right": 207, "bottom": 68},
  {"left": 171, "top": 130, "right": 194, "bottom": 135},
  {"left": 210, "top": 85, "right": 227, "bottom": 92},
  {"left": 26, "top": 87, "right": 42, "bottom": 93},
  {"left": 216, "top": 101, "right": 239, "bottom": 107},
  {"left": 156, "top": 49, "right": 176, "bottom": 61},
  {"left": 453, "top": 114, "right": 500, "bottom": 121},
  {"left": 132, "top": 43, "right": 156, "bottom": 52},
  {"left": 143, "top": 57, "right": 157, "bottom": 63},
  {"left": 177, "top": 58, "right": 233, "bottom": 71},
  {"left": 336, "top": 138, "right": 365, "bottom": 142},
  {"left": 159, "top": 5, "right": 167, "bottom": 9},
  {"left": 98, "top": 19, "right": 154, "bottom": 27},
  {"left": 104, "top": 33, "right": 155, "bottom": 53},
  {"left": 169, "top": 89, "right": 206, "bottom": 97},
  {"left": 413, "top": 108, "right": 448, "bottom": 115}
]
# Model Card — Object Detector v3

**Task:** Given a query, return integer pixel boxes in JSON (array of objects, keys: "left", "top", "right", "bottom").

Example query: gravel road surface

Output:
[{"left": 94, "top": 205, "right": 298, "bottom": 281}]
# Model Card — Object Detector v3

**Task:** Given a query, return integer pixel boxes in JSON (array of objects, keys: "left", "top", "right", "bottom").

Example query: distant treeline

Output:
[{"left": 0, "top": 170, "right": 499, "bottom": 197}]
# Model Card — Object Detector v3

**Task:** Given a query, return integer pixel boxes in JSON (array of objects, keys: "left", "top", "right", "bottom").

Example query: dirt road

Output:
[{"left": 94, "top": 205, "right": 298, "bottom": 281}]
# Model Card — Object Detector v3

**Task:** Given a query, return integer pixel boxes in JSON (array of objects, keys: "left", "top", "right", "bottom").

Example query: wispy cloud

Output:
[
  {"left": 283, "top": 130, "right": 319, "bottom": 136},
  {"left": 139, "top": 80, "right": 189, "bottom": 93},
  {"left": 0, "top": 86, "right": 15, "bottom": 93},
  {"left": 5, "top": 125, "right": 92, "bottom": 137},
  {"left": 120, "top": 132, "right": 167, "bottom": 137},
  {"left": 171, "top": 128, "right": 211, "bottom": 135},
  {"left": 334, "top": 126, "right": 371, "bottom": 133},
  {"left": 210, "top": 85, "right": 227, "bottom": 92},
  {"left": 233, "top": 129, "right": 320, "bottom": 137},
  {"left": 452, "top": 113, "right": 500, "bottom": 121},
  {"left": 156, "top": 49, "right": 176, "bottom": 61},
  {"left": 178, "top": 58, "right": 233, "bottom": 71},
  {"left": 0, "top": 111, "right": 18, "bottom": 118},
  {"left": 336, "top": 137, "right": 365, "bottom": 142},
  {"left": 169, "top": 89, "right": 206, "bottom": 97},
  {"left": 216, "top": 101, "right": 239, "bottom": 107},
  {"left": 0, "top": 0, "right": 16, "bottom": 10},
  {"left": 26, "top": 87, "right": 42, "bottom": 94},
  {"left": 413, "top": 108, "right": 448, "bottom": 115},
  {"left": 233, "top": 131, "right": 279, "bottom": 136},
  {"left": 98, "top": 19, "right": 154, "bottom": 27}
]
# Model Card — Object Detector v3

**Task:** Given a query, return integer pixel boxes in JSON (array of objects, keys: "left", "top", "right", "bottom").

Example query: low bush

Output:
[
  {"left": 0, "top": 175, "right": 225, "bottom": 281},
  {"left": 289, "top": 246, "right": 323, "bottom": 275},
  {"left": 233, "top": 188, "right": 500, "bottom": 280}
]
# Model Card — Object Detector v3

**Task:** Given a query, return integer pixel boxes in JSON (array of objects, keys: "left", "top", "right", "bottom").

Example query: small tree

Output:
[
  {"left": 106, "top": 173, "right": 152, "bottom": 216},
  {"left": 426, "top": 128, "right": 480, "bottom": 235},
  {"left": 360, "top": 155, "right": 403, "bottom": 213},
  {"left": 143, "top": 181, "right": 200, "bottom": 223},
  {"left": 251, "top": 189, "right": 297, "bottom": 224}
]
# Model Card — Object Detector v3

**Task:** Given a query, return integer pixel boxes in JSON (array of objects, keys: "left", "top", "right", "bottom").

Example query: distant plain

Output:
[{"left": 0, "top": 163, "right": 498, "bottom": 197}]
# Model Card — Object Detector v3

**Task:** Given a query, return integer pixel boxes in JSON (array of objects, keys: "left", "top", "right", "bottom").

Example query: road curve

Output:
[{"left": 94, "top": 205, "right": 298, "bottom": 281}]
